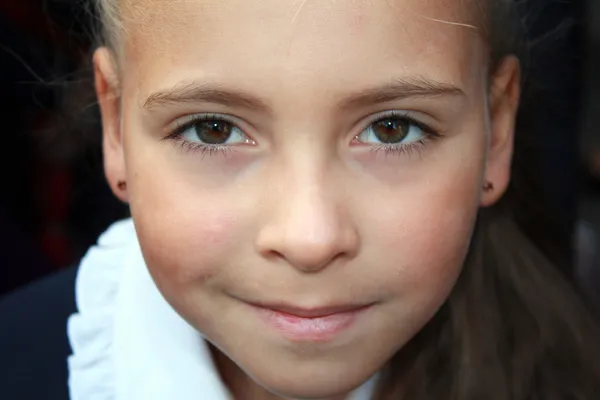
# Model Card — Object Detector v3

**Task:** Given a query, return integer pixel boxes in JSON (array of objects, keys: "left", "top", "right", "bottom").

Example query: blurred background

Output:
[
  {"left": 0, "top": 0, "right": 598, "bottom": 301},
  {"left": 0, "top": 0, "right": 127, "bottom": 295}
]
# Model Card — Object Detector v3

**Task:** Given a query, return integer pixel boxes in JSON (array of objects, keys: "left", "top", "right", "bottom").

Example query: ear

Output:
[
  {"left": 94, "top": 47, "right": 128, "bottom": 203},
  {"left": 480, "top": 55, "right": 521, "bottom": 207}
]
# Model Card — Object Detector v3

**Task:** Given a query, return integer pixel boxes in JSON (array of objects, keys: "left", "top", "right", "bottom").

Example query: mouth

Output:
[{"left": 246, "top": 301, "right": 374, "bottom": 342}]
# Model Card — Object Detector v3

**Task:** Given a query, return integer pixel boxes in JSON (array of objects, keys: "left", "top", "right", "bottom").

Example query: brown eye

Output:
[
  {"left": 371, "top": 118, "right": 410, "bottom": 144},
  {"left": 356, "top": 115, "right": 428, "bottom": 148},
  {"left": 193, "top": 120, "right": 234, "bottom": 144},
  {"left": 177, "top": 116, "right": 251, "bottom": 146}
]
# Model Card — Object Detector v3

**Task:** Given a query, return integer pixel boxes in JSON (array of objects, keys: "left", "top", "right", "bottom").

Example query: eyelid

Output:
[
  {"left": 165, "top": 110, "right": 441, "bottom": 143},
  {"left": 357, "top": 110, "right": 441, "bottom": 137},
  {"left": 166, "top": 112, "right": 252, "bottom": 138}
]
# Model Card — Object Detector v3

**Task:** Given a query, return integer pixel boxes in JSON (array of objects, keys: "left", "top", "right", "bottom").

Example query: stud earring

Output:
[
  {"left": 117, "top": 180, "right": 127, "bottom": 191},
  {"left": 483, "top": 181, "right": 494, "bottom": 192}
]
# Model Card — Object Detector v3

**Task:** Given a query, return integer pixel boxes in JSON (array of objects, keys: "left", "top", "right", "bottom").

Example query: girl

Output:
[{"left": 2, "top": 0, "right": 600, "bottom": 399}]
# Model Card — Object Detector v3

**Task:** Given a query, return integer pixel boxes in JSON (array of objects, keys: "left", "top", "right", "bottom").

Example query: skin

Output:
[{"left": 94, "top": 0, "right": 520, "bottom": 398}]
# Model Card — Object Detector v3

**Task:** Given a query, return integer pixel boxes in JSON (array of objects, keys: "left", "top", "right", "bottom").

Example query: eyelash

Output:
[
  {"left": 164, "top": 112, "right": 441, "bottom": 157},
  {"left": 362, "top": 111, "right": 440, "bottom": 158},
  {"left": 164, "top": 113, "right": 239, "bottom": 156}
]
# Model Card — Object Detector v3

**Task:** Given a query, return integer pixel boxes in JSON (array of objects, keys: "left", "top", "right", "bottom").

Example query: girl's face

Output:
[{"left": 97, "top": 0, "right": 519, "bottom": 397}]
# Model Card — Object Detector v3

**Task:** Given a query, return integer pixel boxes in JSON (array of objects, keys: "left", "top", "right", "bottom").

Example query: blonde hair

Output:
[
  {"left": 94, "top": 0, "right": 121, "bottom": 54},
  {"left": 94, "top": 0, "right": 517, "bottom": 69}
]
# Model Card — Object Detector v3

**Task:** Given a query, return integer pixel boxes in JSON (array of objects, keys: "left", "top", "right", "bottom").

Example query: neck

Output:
[{"left": 207, "top": 342, "right": 348, "bottom": 400}]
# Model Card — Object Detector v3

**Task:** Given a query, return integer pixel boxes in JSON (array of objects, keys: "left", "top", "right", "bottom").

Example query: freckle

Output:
[{"left": 349, "top": 14, "right": 368, "bottom": 35}]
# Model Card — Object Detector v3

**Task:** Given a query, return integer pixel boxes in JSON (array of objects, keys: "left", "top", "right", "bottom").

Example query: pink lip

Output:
[{"left": 249, "top": 302, "right": 372, "bottom": 342}]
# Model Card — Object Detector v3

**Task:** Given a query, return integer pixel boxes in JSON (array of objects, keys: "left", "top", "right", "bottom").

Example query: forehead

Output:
[{"left": 119, "top": 0, "right": 486, "bottom": 100}]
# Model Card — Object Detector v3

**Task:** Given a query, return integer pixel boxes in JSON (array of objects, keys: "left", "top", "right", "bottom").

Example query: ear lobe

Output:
[
  {"left": 94, "top": 47, "right": 128, "bottom": 203},
  {"left": 480, "top": 55, "right": 521, "bottom": 208}
]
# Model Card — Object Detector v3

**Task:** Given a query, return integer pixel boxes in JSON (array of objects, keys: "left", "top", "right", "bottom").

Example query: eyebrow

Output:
[
  {"left": 142, "top": 77, "right": 464, "bottom": 112},
  {"left": 143, "top": 82, "right": 271, "bottom": 112},
  {"left": 339, "top": 77, "right": 465, "bottom": 110}
]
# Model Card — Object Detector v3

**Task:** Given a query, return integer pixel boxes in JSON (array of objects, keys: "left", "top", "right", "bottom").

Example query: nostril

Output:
[{"left": 265, "top": 249, "right": 286, "bottom": 262}]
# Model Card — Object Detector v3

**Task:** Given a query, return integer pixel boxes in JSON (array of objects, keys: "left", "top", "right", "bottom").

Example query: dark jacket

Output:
[{"left": 0, "top": 267, "right": 77, "bottom": 400}]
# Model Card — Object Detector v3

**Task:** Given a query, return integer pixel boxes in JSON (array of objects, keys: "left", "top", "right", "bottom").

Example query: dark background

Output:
[
  {"left": 0, "top": 0, "right": 127, "bottom": 295},
  {"left": 0, "top": 0, "right": 597, "bottom": 297}
]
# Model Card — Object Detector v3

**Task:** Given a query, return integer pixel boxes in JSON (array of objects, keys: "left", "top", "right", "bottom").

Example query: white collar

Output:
[{"left": 67, "top": 219, "right": 378, "bottom": 400}]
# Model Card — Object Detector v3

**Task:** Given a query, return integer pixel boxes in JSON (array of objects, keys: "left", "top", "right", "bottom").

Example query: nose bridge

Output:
[
  {"left": 283, "top": 159, "right": 336, "bottom": 240},
  {"left": 255, "top": 151, "right": 358, "bottom": 273}
]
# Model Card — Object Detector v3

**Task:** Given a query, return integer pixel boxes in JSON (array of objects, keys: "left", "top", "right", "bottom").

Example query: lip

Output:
[{"left": 247, "top": 301, "right": 373, "bottom": 342}]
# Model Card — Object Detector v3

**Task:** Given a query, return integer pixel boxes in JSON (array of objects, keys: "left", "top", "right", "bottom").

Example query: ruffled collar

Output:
[{"left": 67, "top": 219, "right": 378, "bottom": 400}]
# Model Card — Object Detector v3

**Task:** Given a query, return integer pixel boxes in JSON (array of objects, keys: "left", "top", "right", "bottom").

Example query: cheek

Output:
[
  {"left": 122, "top": 124, "right": 248, "bottom": 290},
  {"left": 129, "top": 166, "right": 242, "bottom": 290},
  {"left": 393, "top": 203, "right": 475, "bottom": 292},
  {"left": 363, "top": 153, "right": 482, "bottom": 311}
]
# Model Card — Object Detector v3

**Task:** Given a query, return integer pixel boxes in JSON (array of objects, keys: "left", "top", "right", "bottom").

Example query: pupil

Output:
[
  {"left": 195, "top": 121, "right": 232, "bottom": 144},
  {"left": 373, "top": 119, "right": 409, "bottom": 143}
]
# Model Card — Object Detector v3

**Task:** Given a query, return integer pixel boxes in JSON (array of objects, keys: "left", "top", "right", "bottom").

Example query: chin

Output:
[
  {"left": 245, "top": 363, "right": 375, "bottom": 400},
  {"left": 259, "top": 381, "right": 356, "bottom": 399}
]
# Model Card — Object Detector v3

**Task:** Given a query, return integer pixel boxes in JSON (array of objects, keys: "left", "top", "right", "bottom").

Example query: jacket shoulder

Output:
[{"left": 0, "top": 266, "right": 78, "bottom": 400}]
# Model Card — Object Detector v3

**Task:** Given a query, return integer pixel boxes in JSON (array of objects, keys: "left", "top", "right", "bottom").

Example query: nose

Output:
[{"left": 255, "top": 170, "right": 359, "bottom": 273}]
